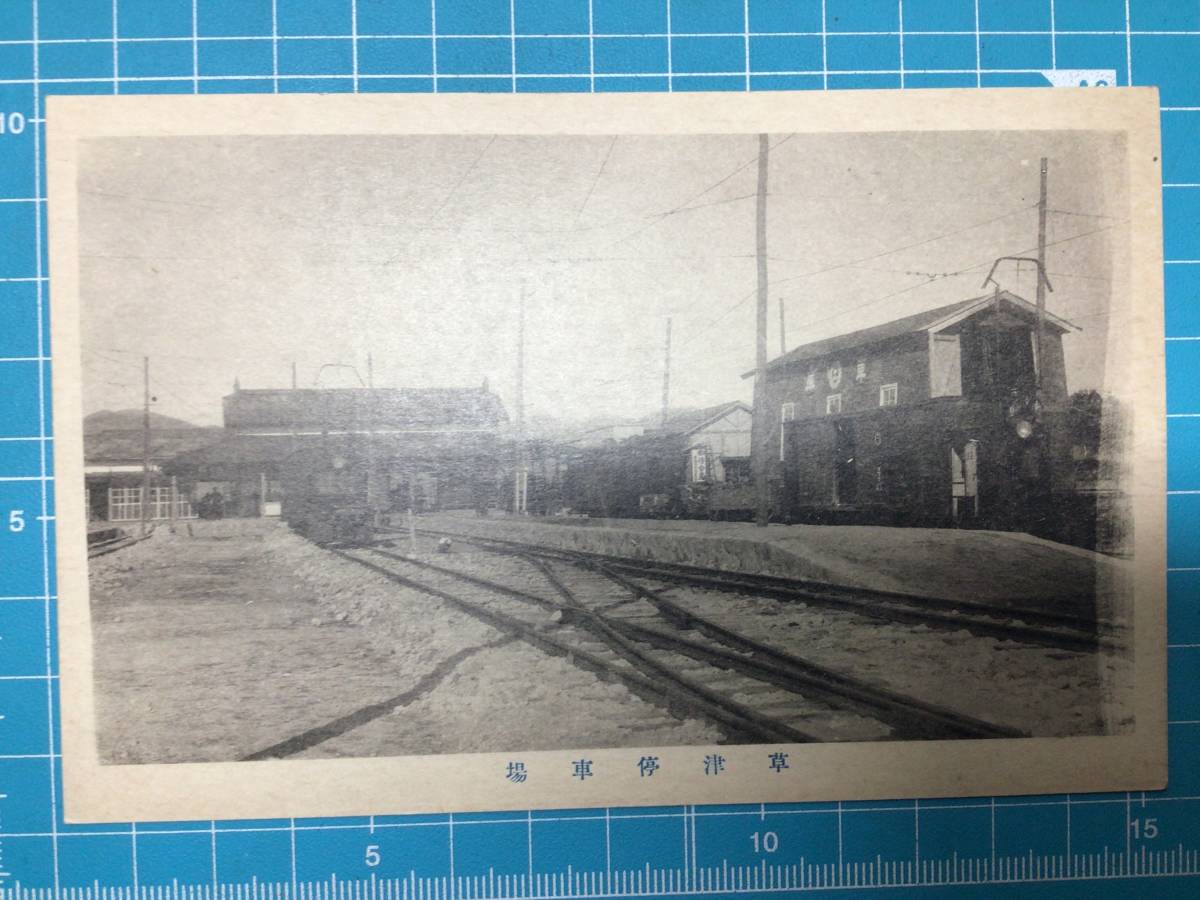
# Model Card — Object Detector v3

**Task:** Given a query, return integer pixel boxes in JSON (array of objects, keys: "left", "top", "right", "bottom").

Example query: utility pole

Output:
[
  {"left": 660, "top": 317, "right": 672, "bottom": 428},
  {"left": 751, "top": 134, "right": 771, "bottom": 528},
  {"left": 291, "top": 361, "right": 297, "bottom": 390},
  {"left": 1035, "top": 157, "right": 1048, "bottom": 398},
  {"left": 141, "top": 356, "right": 152, "bottom": 537},
  {"left": 408, "top": 465, "right": 417, "bottom": 553},
  {"left": 778, "top": 297, "right": 786, "bottom": 356},
  {"left": 365, "top": 350, "right": 377, "bottom": 520},
  {"left": 513, "top": 285, "right": 527, "bottom": 516}
]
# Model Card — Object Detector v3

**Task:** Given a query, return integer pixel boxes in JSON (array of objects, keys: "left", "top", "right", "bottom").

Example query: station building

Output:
[
  {"left": 83, "top": 411, "right": 221, "bottom": 524},
  {"left": 760, "top": 290, "right": 1084, "bottom": 536},
  {"left": 165, "top": 383, "right": 509, "bottom": 518}
]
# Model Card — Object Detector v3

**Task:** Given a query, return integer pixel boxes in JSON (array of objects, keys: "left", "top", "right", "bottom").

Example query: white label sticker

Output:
[{"left": 1042, "top": 69, "right": 1118, "bottom": 87}]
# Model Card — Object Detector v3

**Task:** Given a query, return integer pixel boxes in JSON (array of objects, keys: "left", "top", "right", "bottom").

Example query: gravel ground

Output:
[
  {"left": 88, "top": 518, "right": 719, "bottom": 764},
  {"left": 378, "top": 534, "right": 1133, "bottom": 739},
  {"left": 652, "top": 582, "right": 1133, "bottom": 738},
  {"left": 422, "top": 511, "right": 1131, "bottom": 623}
]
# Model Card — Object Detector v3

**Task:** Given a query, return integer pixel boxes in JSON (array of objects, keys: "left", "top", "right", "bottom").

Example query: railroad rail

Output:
[
  {"left": 337, "top": 538, "right": 1026, "bottom": 744},
  {"left": 332, "top": 547, "right": 814, "bottom": 744},
  {"left": 87, "top": 527, "right": 155, "bottom": 558},
  {"left": 409, "top": 527, "right": 1123, "bottom": 654}
]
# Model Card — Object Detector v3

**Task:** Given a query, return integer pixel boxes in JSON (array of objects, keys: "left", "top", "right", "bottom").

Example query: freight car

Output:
[
  {"left": 551, "top": 437, "right": 764, "bottom": 521},
  {"left": 552, "top": 394, "right": 1095, "bottom": 541},
  {"left": 550, "top": 403, "right": 755, "bottom": 520}
]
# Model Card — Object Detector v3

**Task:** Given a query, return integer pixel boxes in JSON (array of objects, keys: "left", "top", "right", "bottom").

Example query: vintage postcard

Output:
[{"left": 47, "top": 88, "right": 1165, "bottom": 823}]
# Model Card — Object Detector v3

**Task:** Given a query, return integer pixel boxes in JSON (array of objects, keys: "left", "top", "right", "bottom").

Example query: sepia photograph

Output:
[{"left": 47, "top": 90, "right": 1166, "bottom": 822}]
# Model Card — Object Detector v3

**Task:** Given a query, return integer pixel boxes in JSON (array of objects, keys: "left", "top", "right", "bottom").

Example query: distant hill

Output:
[{"left": 83, "top": 409, "right": 198, "bottom": 434}]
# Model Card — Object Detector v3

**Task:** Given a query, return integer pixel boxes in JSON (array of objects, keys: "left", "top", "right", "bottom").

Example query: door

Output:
[
  {"left": 951, "top": 441, "right": 980, "bottom": 518},
  {"left": 963, "top": 440, "right": 979, "bottom": 516},
  {"left": 833, "top": 419, "right": 857, "bottom": 506}
]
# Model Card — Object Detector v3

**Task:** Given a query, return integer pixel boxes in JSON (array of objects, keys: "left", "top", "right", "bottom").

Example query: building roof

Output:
[
  {"left": 166, "top": 434, "right": 298, "bottom": 468},
  {"left": 84, "top": 427, "right": 225, "bottom": 465},
  {"left": 165, "top": 429, "right": 502, "bottom": 475},
  {"left": 222, "top": 387, "right": 508, "bottom": 433},
  {"left": 760, "top": 290, "right": 1078, "bottom": 373},
  {"left": 654, "top": 401, "right": 752, "bottom": 436}
]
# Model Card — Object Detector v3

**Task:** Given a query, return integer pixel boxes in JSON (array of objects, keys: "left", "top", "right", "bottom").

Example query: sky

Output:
[{"left": 77, "top": 128, "right": 1128, "bottom": 429}]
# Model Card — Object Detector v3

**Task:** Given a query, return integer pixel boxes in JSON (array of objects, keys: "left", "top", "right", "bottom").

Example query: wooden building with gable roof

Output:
[
  {"left": 165, "top": 383, "right": 508, "bottom": 518},
  {"left": 757, "top": 290, "right": 1082, "bottom": 536}
]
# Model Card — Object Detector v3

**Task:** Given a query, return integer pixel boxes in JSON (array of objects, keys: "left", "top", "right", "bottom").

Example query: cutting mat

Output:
[{"left": 0, "top": 0, "right": 1197, "bottom": 895}]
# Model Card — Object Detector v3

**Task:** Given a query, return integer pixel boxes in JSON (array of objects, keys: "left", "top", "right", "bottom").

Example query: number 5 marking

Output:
[
  {"left": 365, "top": 844, "right": 381, "bottom": 867},
  {"left": 8, "top": 510, "right": 24, "bottom": 533}
]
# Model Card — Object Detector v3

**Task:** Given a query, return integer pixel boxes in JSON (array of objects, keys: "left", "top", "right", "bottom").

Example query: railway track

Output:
[
  {"left": 335, "top": 538, "right": 1026, "bottom": 744},
  {"left": 88, "top": 527, "right": 155, "bottom": 558},
  {"left": 410, "top": 528, "right": 1122, "bottom": 653}
]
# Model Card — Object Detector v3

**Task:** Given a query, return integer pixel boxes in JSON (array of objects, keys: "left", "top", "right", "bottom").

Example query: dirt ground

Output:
[
  {"left": 89, "top": 519, "right": 718, "bottom": 764},
  {"left": 370, "top": 536, "right": 1133, "bottom": 739},
  {"left": 88, "top": 516, "right": 1129, "bottom": 764}
]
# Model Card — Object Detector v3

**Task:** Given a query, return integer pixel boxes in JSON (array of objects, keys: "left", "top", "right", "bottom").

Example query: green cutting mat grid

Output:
[{"left": 1, "top": 0, "right": 1198, "bottom": 895}]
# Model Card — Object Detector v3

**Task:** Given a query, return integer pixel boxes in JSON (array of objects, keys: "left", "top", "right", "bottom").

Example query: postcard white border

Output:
[{"left": 47, "top": 88, "right": 1167, "bottom": 823}]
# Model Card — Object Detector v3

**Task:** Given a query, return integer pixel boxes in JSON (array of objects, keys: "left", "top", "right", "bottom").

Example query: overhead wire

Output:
[
  {"left": 573, "top": 136, "right": 617, "bottom": 228},
  {"left": 664, "top": 220, "right": 1118, "bottom": 379},
  {"left": 597, "top": 134, "right": 796, "bottom": 253},
  {"left": 667, "top": 203, "right": 1038, "bottom": 360},
  {"left": 760, "top": 222, "right": 1119, "bottom": 356}
]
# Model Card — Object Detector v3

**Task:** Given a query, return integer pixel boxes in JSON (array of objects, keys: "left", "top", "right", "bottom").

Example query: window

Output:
[
  {"left": 879, "top": 383, "right": 898, "bottom": 407},
  {"left": 826, "top": 393, "right": 842, "bottom": 415},
  {"left": 109, "top": 487, "right": 141, "bottom": 522},
  {"left": 930, "top": 333, "right": 963, "bottom": 397},
  {"left": 723, "top": 457, "right": 751, "bottom": 484},
  {"left": 804, "top": 371, "right": 816, "bottom": 392},
  {"left": 109, "top": 486, "right": 195, "bottom": 522},
  {"left": 856, "top": 359, "right": 867, "bottom": 382},
  {"left": 779, "top": 403, "right": 795, "bottom": 461}
]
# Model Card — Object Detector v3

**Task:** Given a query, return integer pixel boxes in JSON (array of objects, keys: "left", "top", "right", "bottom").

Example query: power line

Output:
[
  {"left": 423, "top": 135, "right": 497, "bottom": 226},
  {"left": 670, "top": 203, "right": 1037, "bottom": 358},
  {"left": 573, "top": 136, "right": 616, "bottom": 228},
  {"left": 378, "top": 134, "right": 498, "bottom": 267},
  {"left": 1046, "top": 206, "right": 1115, "bottom": 220},
  {"left": 598, "top": 134, "right": 796, "bottom": 253},
  {"left": 759, "top": 222, "right": 1118, "bottom": 352},
  {"left": 664, "top": 219, "right": 1117, "bottom": 379},
  {"left": 1045, "top": 269, "right": 1112, "bottom": 282},
  {"left": 764, "top": 204, "right": 1038, "bottom": 293}
]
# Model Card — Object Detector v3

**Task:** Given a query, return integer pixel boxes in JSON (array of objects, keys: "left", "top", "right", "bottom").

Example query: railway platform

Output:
[{"left": 417, "top": 512, "right": 1133, "bottom": 623}]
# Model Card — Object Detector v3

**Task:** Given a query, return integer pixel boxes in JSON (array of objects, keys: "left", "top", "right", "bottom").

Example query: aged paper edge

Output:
[{"left": 45, "top": 88, "right": 1167, "bottom": 823}]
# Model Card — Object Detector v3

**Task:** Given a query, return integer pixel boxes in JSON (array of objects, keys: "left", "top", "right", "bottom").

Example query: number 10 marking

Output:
[
  {"left": 750, "top": 831, "right": 778, "bottom": 853},
  {"left": 0, "top": 113, "right": 26, "bottom": 136}
]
